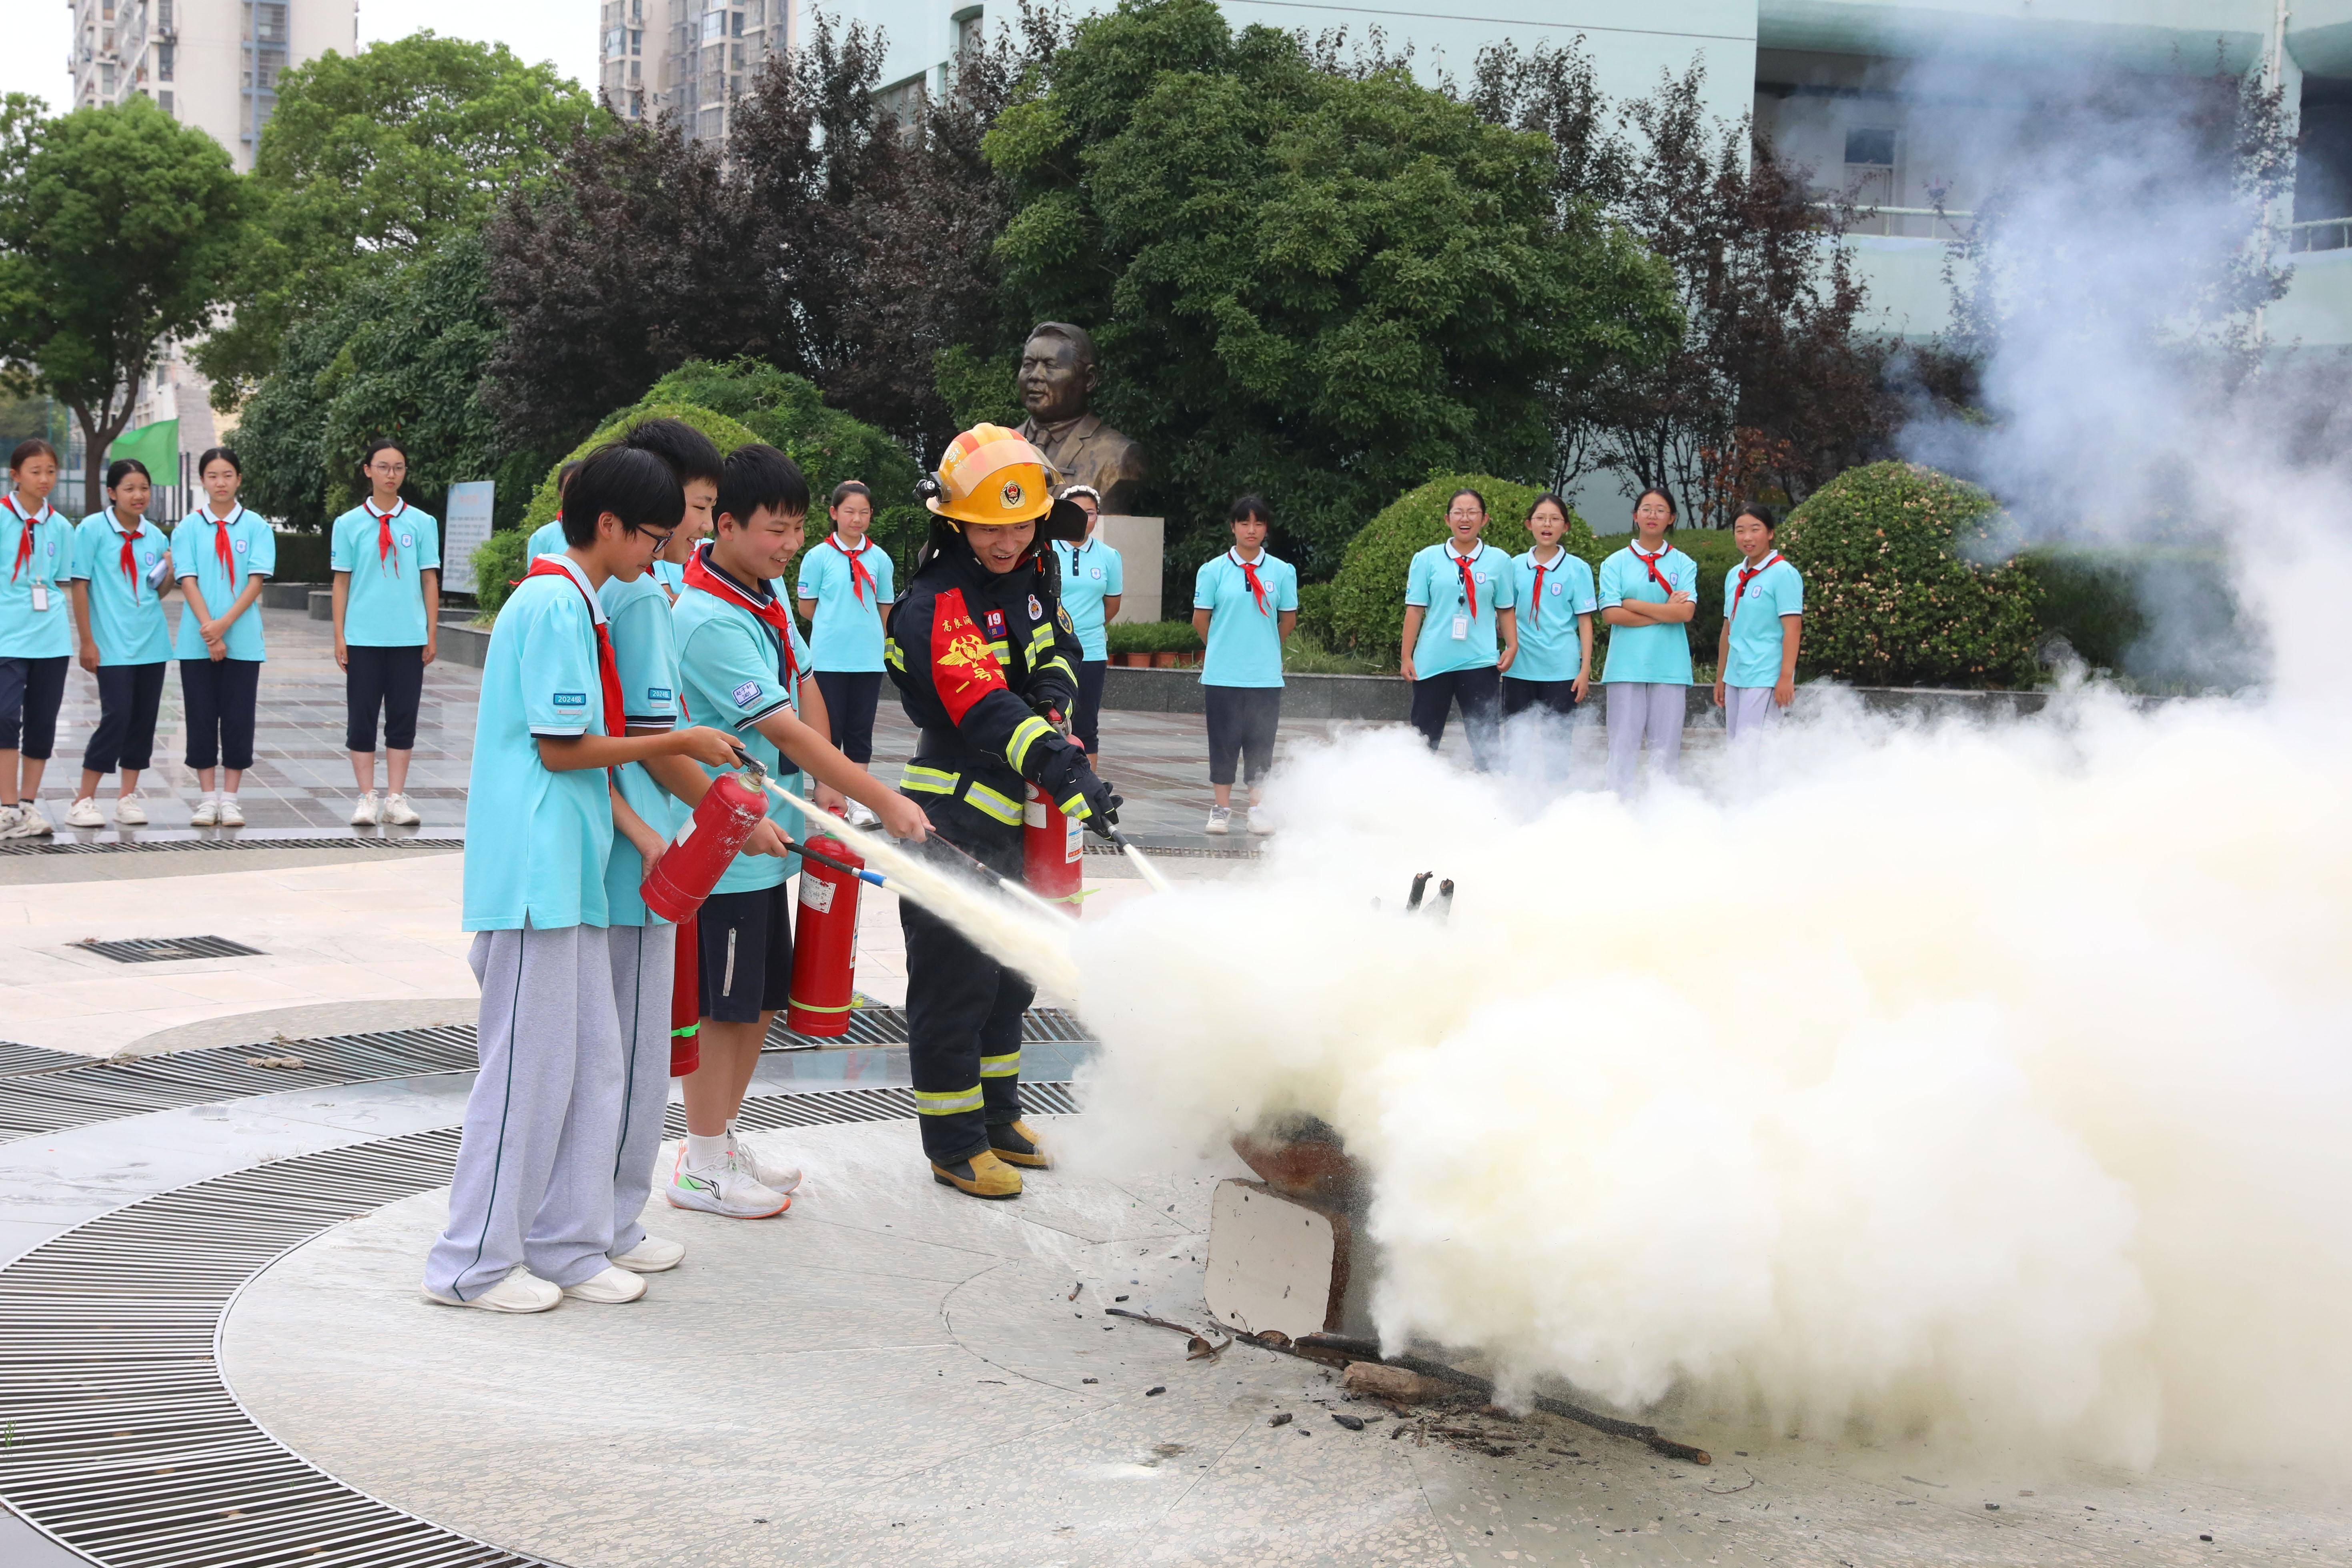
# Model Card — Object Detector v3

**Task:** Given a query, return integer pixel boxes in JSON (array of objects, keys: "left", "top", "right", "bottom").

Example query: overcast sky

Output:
[{"left": 0, "top": 2, "right": 596, "bottom": 113}]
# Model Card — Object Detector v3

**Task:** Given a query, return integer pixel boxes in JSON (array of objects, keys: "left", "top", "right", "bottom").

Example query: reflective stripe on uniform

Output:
[
  {"left": 903, "top": 764, "right": 960, "bottom": 795},
  {"left": 987, "top": 639, "right": 1012, "bottom": 665},
  {"left": 915, "top": 1085, "right": 984, "bottom": 1115},
  {"left": 980, "top": 1049, "right": 1020, "bottom": 1079},
  {"left": 965, "top": 779, "right": 1021, "bottom": 824},
  {"left": 884, "top": 637, "right": 905, "bottom": 671},
  {"left": 1026, "top": 623, "right": 1057, "bottom": 659},
  {"left": 1005, "top": 714, "right": 1052, "bottom": 773},
  {"left": 1036, "top": 655, "right": 1076, "bottom": 687},
  {"left": 1059, "top": 791, "right": 1090, "bottom": 819}
]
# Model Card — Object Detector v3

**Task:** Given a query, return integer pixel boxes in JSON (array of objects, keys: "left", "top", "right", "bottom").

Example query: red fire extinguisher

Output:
[
  {"left": 1023, "top": 782, "right": 1084, "bottom": 916},
  {"left": 667, "top": 911, "right": 701, "bottom": 1078},
  {"left": 641, "top": 765, "right": 772, "bottom": 924},
  {"left": 785, "top": 835, "right": 861, "bottom": 1037}
]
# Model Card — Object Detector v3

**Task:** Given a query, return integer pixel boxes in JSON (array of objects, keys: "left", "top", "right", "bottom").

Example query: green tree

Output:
[
  {"left": 0, "top": 94, "right": 246, "bottom": 503},
  {"left": 983, "top": 0, "right": 1677, "bottom": 582},
  {"left": 196, "top": 34, "right": 600, "bottom": 405},
  {"left": 234, "top": 232, "right": 542, "bottom": 530}
]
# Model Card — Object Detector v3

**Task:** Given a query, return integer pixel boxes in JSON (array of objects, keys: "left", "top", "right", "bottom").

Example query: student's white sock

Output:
[
  {"left": 684, "top": 1131, "right": 731, "bottom": 1171},
  {"left": 218, "top": 792, "right": 236, "bottom": 806}
]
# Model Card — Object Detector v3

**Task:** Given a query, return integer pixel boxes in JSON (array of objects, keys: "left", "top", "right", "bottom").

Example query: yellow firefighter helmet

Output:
[{"left": 926, "top": 424, "right": 1055, "bottom": 527}]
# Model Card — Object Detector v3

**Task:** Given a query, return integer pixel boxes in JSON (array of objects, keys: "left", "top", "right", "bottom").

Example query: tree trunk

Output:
[{"left": 73, "top": 397, "right": 136, "bottom": 517}]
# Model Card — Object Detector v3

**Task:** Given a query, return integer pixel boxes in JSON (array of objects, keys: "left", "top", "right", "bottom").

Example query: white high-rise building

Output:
[
  {"left": 67, "top": 0, "right": 358, "bottom": 175},
  {"left": 600, "top": 0, "right": 793, "bottom": 143}
]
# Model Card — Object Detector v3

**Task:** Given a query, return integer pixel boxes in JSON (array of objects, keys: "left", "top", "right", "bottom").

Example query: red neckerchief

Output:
[
  {"left": 1231, "top": 549, "right": 1270, "bottom": 617},
  {"left": 1449, "top": 542, "right": 1482, "bottom": 620},
  {"left": 523, "top": 557, "right": 624, "bottom": 738},
  {"left": 1632, "top": 542, "right": 1676, "bottom": 598},
  {"left": 209, "top": 505, "right": 241, "bottom": 577},
  {"left": 683, "top": 543, "right": 800, "bottom": 683},
  {"left": 367, "top": 498, "right": 405, "bottom": 570},
  {"left": 113, "top": 517, "right": 141, "bottom": 586},
  {"left": 831, "top": 534, "right": 876, "bottom": 604},
  {"left": 4, "top": 495, "right": 48, "bottom": 583},
  {"left": 1527, "top": 547, "right": 1564, "bottom": 627},
  {"left": 1733, "top": 551, "right": 1783, "bottom": 614}
]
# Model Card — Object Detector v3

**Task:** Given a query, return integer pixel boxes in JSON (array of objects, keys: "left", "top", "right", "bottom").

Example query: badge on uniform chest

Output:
[
  {"left": 1027, "top": 594, "right": 1043, "bottom": 620},
  {"left": 984, "top": 609, "right": 1006, "bottom": 638}
]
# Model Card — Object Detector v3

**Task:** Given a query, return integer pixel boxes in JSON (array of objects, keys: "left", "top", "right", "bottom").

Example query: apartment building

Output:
[
  {"left": 67, "top": 0, "right": 358, "bottom": 173},
  {"left": 599, "top": 0, "right": 794, "bottom": 141},
  {"left": 841, "top": 0, "right": 2352, "bottom": 348}
]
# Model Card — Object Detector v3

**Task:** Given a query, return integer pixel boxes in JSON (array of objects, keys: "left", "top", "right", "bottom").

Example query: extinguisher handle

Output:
[{"left": 796, "top": 841, "right": 888, "bottom": 889}]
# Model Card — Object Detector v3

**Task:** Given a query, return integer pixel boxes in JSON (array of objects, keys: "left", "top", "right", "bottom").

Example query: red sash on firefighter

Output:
[
  {"left": 1733, "top": 551, "right": 1783, "bottom": 614},
  {"left": 524, "top": 557, "right": 625, "bottom": 738},
  {"left": 683, "top": 543, "right": 800, "bottom": 683},
  {"left": 928, "top": 587, "right": 1011, "bottom": 724},
  {"left": 832, "top": 535, "right": 876, "bottom": 604}
]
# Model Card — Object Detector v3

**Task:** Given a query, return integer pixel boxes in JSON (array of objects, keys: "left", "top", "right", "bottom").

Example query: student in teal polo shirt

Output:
[
  {"left": 1051, "top": 485, "right": 1121, "bottom": 767},
  {"left": 330, "top": 439, "right": 440, "bottom": 827},
  {"left": 1401, "top": 488, "right": 1519, "bottom": 771},
  {"left": 0, "top": 438, "right": 73, "bottom": 840},
  {"left": 63, "top": 461, "right": 173, "bottom": 830},
  {"left": 671, "top": 443, "right": 928, "bottom": 1221},
  {"left": 796, "top": 480, "right": 896, "bottom": 824},
  {"left": 1501, "top": 491, "right": 1597, "bottom": 782},
  {"left": 1192, "top": 495, "right": 1296, "bottom": 835},
  {"left": 172, "top": 447, "right": 274, "bottom": 827},
  {"left": 1714, "top": 500, "right": 1803, "bottom": 749},
  {"left": 1598, "top": 487, "right": 1699, "bottom": 796}
]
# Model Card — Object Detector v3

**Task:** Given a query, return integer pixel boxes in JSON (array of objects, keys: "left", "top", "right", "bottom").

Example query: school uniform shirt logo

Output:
[
  {"left": 400, "top": 532, "right": 415, "bottom": 549},
  {"left": 1089, "top": 567, "right": 1103, "bottom": 580},
  {"left": 234, "top": 539, "right": 248, "bottom": 556},
  {"left": 553, "top": 692, "right": 588, "bottom": 707},
  {"left": 648, "top": 686, "right": 673, "bottom": 703},
  {"left": 1550, "top": 581, "right": 1563, "bottom": 596},
  {"left": 731, "top": 679, "right": 763, "bottom": 708}
]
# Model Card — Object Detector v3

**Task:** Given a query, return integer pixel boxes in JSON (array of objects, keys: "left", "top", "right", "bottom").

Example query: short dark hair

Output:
[
  {"left": 197, "top": 446, "right": 242, "bottom": 477},
  {"left": 621, "top": 417, "right": 724, "bottom": 491},
  {"left": 105, "top": 458, "right": 151, "bottom": 491},
  {"left": 8, "top": 438, "right": 58, "bottom": 473},
  {"left": 1229, "top": 494, "right": 1272, "bottom": 525},
  {"left": 717, "top": 443, "right": 810, "bottom": 528},
  {"left": 1026, "top": 321, "right": 1096, "bottom": 368},
  {"left": 1633, "top": 485, "right": 1678, "bottom": 520},
  {"left": 1526, "top": 491, "right": 1572, "bottom": 525},
  {"left": 556, "top": 459, "right": 584, "bottom": 497},
  {"left": 1446, "top": 488, "right": 1488, "bottom": 516},
  {"left": 560, "top": 445, "right": 684, "bottom": 547},
  {"left": 1734, "top": 499, "right": 1776, "bottom": 532},
  {"left": 829, "top": 479, "right": 871, "bottom": 510}
]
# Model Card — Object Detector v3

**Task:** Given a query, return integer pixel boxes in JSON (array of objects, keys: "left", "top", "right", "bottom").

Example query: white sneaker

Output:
[
  {"left": 1247, "top": 811, "right": 1274, "bottom": 837},
  {"left": 64, "top": 796, "right": 103, "bottom": 829},
  {"left": 727, "top": 1129, "right": 803, "bottom": 1194},
  {"left": 349, "top": 791, "right": 379, "bottom": 826},
  {"left": 665, "top": 1147, "right": 791, "bottom": 1218},
  {"left": 421, "top": 1267, "right": 562, "bottom": 1314},
  {"left": 113, "top": 791, "right": 147, "bottom": 825},
  {"left": 561, "top": 1264, "right": 647, "bottom": 1304},
  {"left": 3, "top": 802, "right": 51, "bottom": 838},
  {"left": 1205, "top": 804, "right": 1232, "bottom": 835},
  {"left": 612, "top": 1234, "right": 685, "bottom": 1274},
  {"left": 188, "top": 796, "right": 219, "bottom": 827},
  {"left": 217, "top": 796, "right": 244, "bottom": 827},
  {"left": 380, "top": 792, "right": 421, "bottom": 827}
]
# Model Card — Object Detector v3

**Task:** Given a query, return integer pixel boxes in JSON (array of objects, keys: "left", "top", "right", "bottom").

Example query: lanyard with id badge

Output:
[{"left": 6, "top": 499, "right": 55, "bottom": 615}]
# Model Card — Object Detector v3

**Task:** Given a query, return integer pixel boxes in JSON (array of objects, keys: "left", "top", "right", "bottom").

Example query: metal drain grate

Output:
[
  {"left": 75, "top": 934, "right": 267, "bottom": 963},
  {"left": 0, "top": 1082, "right": 1076, "bottom": 1567},
  {"left": 1082, "top": 840, "right": 1261, "bottom": 859},
  {"left": 0, "top": 835, "right": 464, "bottom": 856},
  {"left": 0, "top": 1040, "right": 82, "bottom": 1077},
  {"left": 0, "top": 1013, "right": 1096, "bottom": 1140}
]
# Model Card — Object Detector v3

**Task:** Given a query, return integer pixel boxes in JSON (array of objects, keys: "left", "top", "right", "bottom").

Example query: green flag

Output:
[{"left": 108, "top": 419, "right": 178, "bottom": 487}]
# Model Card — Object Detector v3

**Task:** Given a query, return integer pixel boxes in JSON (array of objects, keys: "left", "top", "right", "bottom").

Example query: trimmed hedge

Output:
[
  {"left": 1780, "top": 462, "right": 2040, "bottom": 688},
  {"left": 1327, "top": 475, "right": 1595, "bottom": 660},
  {"left": 473, "top": 401, "right": 763, "bottom": 617},
  {"left": 1106, "top": 619, "right": 1205, "bottom": 655},
  {"left": 271, "top": 530, "right": 330, "bottom": 583}
]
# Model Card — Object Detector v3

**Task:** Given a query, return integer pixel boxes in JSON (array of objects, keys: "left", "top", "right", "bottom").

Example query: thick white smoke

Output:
[{"left": 1052, "top": 37, "right": 2352, "bottom": 1472}]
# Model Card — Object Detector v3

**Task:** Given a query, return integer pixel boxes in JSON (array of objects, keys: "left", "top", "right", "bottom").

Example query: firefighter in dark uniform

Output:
[{"left": 885, "top": 424, "right": 1120, "bottom": 1200}]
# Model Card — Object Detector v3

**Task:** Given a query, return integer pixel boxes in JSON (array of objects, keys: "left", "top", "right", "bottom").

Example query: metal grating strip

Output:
[
  {"left": 0, "top": 837, "right": 465, "bottom": 857},
  {"left": 0, "top": 1040, "right": 83, "bottom": 1077},
  {"left": 0, "top": 1015, "right": 1094, "bottom": 1141},
  {"left": 74, "top": 935, "right": 268, "bottom": 964},
  {"left": 0, "top": 1083, "right": 1076, "bottom": 1567},
  {"left": 1082, "top": 841, "right": 1260, "bottom": 859}
]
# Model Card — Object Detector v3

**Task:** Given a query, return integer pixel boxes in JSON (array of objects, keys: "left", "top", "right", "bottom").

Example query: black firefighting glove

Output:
[
  {"left": 1038, "top": 744, "right": 1122, "bottom": 836},
  {"left": 1028, "top": 691, "right": 1071, "bottom": 737}
]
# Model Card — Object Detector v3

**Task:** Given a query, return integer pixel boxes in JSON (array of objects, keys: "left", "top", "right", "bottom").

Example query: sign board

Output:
[
  {"left": 441, "top": 481, "right": 495, "bottom": 596},
  {"left": 1097, "top": 514, "right": 1164, "bottom": 624}
]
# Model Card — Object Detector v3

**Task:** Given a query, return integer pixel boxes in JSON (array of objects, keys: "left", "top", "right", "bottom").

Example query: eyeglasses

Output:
[{"left": 641, "top": 526, "right": 677, "bottom": 550}]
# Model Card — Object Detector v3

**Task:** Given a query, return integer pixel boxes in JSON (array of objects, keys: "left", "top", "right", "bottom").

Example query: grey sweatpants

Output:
[
  {"left": 606, "top": 921, "right": 677, "bottom": 1259},
  {"left": 1605, "top": 682, "right": 1686, "bottom": 796},
  {"left": 424, "top": 924, "right": 627, "bottom": 1299},
  {"left": 1723, "top": 685, "right": 1782, "bottom": 743}
]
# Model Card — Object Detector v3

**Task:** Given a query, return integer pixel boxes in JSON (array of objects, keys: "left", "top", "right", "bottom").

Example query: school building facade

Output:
[{"left": 802, "top": 0, "right": 2352, "bottom": 350}]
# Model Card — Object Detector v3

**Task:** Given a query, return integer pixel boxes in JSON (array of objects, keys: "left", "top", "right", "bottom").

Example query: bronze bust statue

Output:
[{"left": 1016, "top": 322, "right": 1146, "bottom": 515}]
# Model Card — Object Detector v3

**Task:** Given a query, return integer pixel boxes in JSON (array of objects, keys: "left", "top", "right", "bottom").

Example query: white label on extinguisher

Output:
[
  {"left": 799, "top": 875, "right": 837, "bottom": 914},
  {"left": 1064, "top": 811, "right": 1083, "bottom": 865},
  {"left": 672, "top": 817, "right": 695, "bottom": 846}
]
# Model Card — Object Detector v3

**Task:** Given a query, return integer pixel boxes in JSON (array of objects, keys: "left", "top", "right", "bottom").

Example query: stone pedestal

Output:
[{"left": 1098, "top": 514, "right": 1163, "bottom": 624}]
